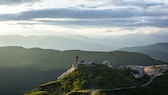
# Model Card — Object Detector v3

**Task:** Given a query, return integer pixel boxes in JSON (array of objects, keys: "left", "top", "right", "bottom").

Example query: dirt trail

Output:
[{"left": 91, "top": 65, "right": 168, "bottom": 94}]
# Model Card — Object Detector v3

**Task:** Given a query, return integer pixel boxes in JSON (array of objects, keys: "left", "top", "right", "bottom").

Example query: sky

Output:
[{"left": 0, "top": 0, "right": 168, "bottom": 50}]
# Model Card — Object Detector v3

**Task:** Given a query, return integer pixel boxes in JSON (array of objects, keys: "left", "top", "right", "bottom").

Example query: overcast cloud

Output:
[{"left": 0, "top": 5, "right": 168, "bottom": 28}]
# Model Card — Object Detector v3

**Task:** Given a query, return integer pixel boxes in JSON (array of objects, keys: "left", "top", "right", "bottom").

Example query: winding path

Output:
[
  {"left": 95, "top": 75, "right": 156, "bottom": 92},
  {"left": 57, "top": 67, "right": 75, "bottom": 79},
  {"left": 91, "top": 66, "right": 168, "bottom": 93}
]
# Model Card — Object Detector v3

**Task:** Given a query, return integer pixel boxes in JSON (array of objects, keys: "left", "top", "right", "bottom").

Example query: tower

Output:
[
  {"left": 75, "top": 55, "right": 78, "bottom": 62},
  {"left": 73, "top": 55, "right": 79, "bottom": 68}
]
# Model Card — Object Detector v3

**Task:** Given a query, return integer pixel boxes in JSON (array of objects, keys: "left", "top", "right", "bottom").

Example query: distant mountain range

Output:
[
  {"left": 120, "top": 42, "right": 168, "bottom": 62},
  {"left": 1, "top": 35, "right": 168, "bottom": 51},
  {"left": 0, "top": 35, "right": 120, "bottom": 51}
]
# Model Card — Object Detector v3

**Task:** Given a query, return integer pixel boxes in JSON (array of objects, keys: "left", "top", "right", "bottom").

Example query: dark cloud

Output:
[
  {"left": 13, "top": 8, "right": 140, "bottom": 19},
  {"left": 1, "top": 7, "right": 167, "bottom": 19},
  {"left": 36, "top": 17, "right": 168, "bottom": 28},
  {"left": 0, "top": 4, "right": 167, "bottom": 28},
  {"left": 0, "top": 0, "right": 40, "bottom": 5}
]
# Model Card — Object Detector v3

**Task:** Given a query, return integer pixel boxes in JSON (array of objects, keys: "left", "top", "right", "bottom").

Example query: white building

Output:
[
  {"left": 102, "top": 61, "right": 113, "bottom": 68},
  {"left": 73, "top": 60, "right": 94, "bottom": 68},
  {"left": 127, "top": 65, "right": 145, "bottom": 79}
]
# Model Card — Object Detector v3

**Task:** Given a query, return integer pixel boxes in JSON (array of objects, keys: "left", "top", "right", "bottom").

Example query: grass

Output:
[
  {"left": 24, "top": 91, "right": 48, "bottom": 95},
  {"left": 100, "top": 74, "right": 168, "bottom": 95}
]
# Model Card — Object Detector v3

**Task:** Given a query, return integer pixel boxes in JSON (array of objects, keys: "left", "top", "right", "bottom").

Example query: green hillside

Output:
[
  {"left": 0, "top": 46, "right": 164, "bottom": 70},
  {"left": 25, "top": 64, "right": 150, "bottom": 95},
  {"left": 100, "top": 74, "right": 168, "bottom": 95}
]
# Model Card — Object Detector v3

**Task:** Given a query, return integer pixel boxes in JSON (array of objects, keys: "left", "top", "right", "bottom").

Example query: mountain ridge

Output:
[
  {"left": 0, "top": 46, "right": 164, "bottom": 70},
  {"left": 121, "top": 42, "right": 168, "bottom": 62}
]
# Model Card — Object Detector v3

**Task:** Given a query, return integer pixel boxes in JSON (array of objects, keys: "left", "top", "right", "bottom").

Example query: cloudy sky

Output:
[{"left": 0, "top": 0, "right": 168, "bottom": 50}]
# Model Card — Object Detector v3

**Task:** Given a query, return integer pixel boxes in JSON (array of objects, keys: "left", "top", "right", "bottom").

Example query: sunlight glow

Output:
[
  {"left": 0, "top": 5, "right": 31, "bottom": 14},
  {"left": 0, "top": 20, "right": 166, "bottom": 37}
]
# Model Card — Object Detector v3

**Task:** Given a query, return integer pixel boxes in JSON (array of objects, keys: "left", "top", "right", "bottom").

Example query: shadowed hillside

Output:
[{"left": 0, "top": 67, "right": 66, "bottom": 95}]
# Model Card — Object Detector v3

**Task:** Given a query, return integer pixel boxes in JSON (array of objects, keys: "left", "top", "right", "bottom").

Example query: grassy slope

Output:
[
  {"left": 25, "top": 65, "right": 150, "bottom": 95},
  {"left": 0, "top": 46, "right": 164, "bottom": 70},
  {"left": 101, "top": 74, "right": 168, "bottom": 95}
]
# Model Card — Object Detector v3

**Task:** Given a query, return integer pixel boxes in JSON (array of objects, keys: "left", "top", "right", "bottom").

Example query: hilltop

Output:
[
  {"left": 25, "top": 63, "right": 168, "bottom": 95},
  {"left": 25, "top": 64, "right": 149, "bottom": 95}
]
